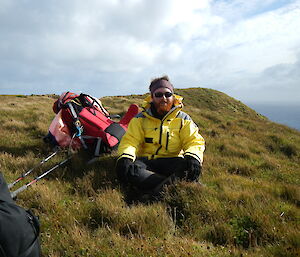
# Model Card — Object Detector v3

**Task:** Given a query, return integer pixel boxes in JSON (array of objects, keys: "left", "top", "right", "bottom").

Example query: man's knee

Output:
[
  {"left": 115, "top": 157, "right": 133, "bottom": 184},
  {"left": 126, "top": 161, "right": 159, "bottom": 188},
  {"left": 116, "top": 159, "right": 166, "bottom": 190},
  {"left": 115, "top": 158, "right": 149, "bottom": 183}
]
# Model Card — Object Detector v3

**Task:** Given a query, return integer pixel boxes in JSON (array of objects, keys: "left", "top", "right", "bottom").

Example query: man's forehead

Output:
[{"left": 153, "top": 87, "right": 172, "bottom": 93}]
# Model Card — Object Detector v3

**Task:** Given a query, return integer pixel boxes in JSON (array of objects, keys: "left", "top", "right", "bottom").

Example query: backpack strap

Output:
[
  {"left": 105, "top": 123, "right": 126, "bottom": 143},
  {"left": 94, "top": 138, "right": 102, "bottom": 157},
  {"left": 67, "top": 102, "right": 87, "bottom": 149},
  {"left": 79, "top": 93, "right": 110, "bottom": 117}
]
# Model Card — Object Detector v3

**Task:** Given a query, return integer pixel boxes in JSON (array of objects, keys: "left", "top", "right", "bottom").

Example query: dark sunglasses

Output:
[{"left": 154, "top": 92, "right": 173, "bottom": 98}]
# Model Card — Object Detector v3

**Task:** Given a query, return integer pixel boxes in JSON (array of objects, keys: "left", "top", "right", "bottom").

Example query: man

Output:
[{"left": 116, "top": 76, "right": 205, "bottom": 199}]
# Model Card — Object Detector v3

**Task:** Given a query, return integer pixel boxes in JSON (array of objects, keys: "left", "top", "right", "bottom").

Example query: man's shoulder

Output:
[
  {"left": 135, "top": 112, "right": 145, "bottom": 118},
  {"left": 176, "top": 111, "right": 192, "bottom": 121}
]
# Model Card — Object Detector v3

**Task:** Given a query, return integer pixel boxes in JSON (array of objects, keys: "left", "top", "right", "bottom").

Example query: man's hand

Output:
[
  {"left": 184, "top": 156, "right": 202, "bottom": 182},
  {"left": 116, "top": 157, "right": 133, "bottom": 183}
]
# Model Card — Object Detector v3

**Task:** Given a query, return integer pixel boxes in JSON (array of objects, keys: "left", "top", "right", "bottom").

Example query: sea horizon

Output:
[{"left": 246, "top": 102, "right": 300, "bottom": 132}]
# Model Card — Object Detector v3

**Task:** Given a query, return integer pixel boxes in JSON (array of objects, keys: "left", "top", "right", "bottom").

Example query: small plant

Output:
[
  {"left": 164, "top": 184, "right": 191, "bottom": 227},
  {"left": 230, "top": 216, "right": 261, "bottom": 248}
]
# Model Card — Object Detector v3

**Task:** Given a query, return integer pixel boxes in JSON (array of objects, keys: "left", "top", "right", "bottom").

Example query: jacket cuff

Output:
[
  {"left": 184, "top": 152, "right": 202, "bottom": 164},
  {"left": 117, "top": 153, "right": 135, "bottom": 162}
]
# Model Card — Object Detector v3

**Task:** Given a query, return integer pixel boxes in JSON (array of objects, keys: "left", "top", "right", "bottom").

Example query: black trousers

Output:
[{"left": 117, "top": 157, "right": 188, "bottom": 192}]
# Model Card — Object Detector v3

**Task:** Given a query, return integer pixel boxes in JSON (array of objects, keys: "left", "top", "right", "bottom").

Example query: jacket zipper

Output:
[
  {"left": 158, "top": 121, "right": 163, "bottom": 144},
  {"left": 154, "top": 121, "right": 164, "bottom": 156},
  {"left": 151, "top": 107, "right": 178, "bottom": 157},
  {"left": 145, "top": 103, "right": 181, "bottom": 159},
  {"left": 166, "top": 131, "right": 169, "bottom": 150}
]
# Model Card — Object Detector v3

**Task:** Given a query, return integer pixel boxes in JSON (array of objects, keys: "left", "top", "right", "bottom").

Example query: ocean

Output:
[{"left": 246, "top": 103, "right": 300, "bottom": 131}]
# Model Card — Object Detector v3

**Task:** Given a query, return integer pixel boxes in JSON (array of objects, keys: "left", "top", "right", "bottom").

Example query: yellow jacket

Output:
[{"left": 118, "top": 94, "right": 205, "bottom": 163}]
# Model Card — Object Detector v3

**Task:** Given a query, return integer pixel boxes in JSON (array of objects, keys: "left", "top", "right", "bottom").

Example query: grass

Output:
[{"left": 1, "top": 89, "right": 299, "bottom": 257}]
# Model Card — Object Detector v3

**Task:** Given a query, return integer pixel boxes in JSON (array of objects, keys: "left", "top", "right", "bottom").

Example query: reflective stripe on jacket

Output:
[{"left": 118, "top": 94, "right": 205, "bottom": 163}]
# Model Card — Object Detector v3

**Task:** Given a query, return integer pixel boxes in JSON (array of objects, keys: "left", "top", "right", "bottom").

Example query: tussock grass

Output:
[
  {"left": 82, "top": 189, "right": 174, "bottom": 238},
  {"left": 1, "top": 90, "right": 300, "bottom": 256}
]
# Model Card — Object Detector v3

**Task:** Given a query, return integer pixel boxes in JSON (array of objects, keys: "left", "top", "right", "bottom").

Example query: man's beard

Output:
[{"left": 155, "top": 102, "right": 172, "bottom": 115}]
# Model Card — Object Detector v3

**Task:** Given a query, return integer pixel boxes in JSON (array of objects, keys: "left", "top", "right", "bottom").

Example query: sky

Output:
[{"left": 0, "top": 0, "right": 299, "bottom": 104}]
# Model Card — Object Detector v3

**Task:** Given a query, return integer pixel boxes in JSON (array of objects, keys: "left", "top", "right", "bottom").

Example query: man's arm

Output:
[
  {"left": 117, "top": 117, "right": 144, "bottom": 161},
  {"left": 180, "top": 118, "right": 205, "bottom": 164}
]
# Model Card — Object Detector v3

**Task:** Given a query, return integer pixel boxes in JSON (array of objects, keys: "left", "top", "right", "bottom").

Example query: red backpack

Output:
[{"left": 44, "top": 92, "right": 139, "bottom": 156}]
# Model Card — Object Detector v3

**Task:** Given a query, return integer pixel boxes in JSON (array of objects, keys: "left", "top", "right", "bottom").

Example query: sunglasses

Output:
[{"left": 154, "top": 92, "right": 173, "bottom": 98}]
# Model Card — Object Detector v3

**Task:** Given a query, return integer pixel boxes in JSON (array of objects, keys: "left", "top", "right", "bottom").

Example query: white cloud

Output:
[
  {"left": 211, "top": 0, "right": 294, "bottom": 21},
  {"left": 225, "top": 53, "right": 300, "bottom": 104},
  {"left": 167, "top": 0, "right": 300, "bottom": 102},
  {"left": 215, "top": 2, "right": 300, "bottom": 72},
  {"left": 0, "top": 0, "right": 299, "bottom": 105}
]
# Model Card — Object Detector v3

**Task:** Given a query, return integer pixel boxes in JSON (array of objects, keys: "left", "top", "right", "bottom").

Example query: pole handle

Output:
[{"left": 10, "top": 184, "right": 29, "bottom": 199}]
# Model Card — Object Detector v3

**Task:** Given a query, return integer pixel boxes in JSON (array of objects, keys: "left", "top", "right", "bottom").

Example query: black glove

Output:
[
  {"left": 184, "top": 156, "right": 201, "bottom": 182},
  {"left": 116, "top": 158, "right": 149, "bottom": 187},
  {"left": 116, "top": 157, "right": 133, "bottom": 183}
]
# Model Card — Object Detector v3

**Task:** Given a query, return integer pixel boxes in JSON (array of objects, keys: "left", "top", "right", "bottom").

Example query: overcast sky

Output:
[{"left": 0, "top": 0, "right": 299, "bottom": 104}]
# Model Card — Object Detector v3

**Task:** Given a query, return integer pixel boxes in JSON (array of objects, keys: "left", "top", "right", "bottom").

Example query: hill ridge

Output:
[{"left": 0, "top": 88, "right": 299, "bottom": 256}]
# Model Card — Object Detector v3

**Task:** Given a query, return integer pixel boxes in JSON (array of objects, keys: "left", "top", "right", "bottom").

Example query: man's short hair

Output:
[{"left": 149, "top": 75, "right": 174, "bottom": 94}]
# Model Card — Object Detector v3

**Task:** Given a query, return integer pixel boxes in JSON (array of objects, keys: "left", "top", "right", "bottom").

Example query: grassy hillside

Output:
[{"left": 0, "top": 89, "right": 299, "bottom": 257}]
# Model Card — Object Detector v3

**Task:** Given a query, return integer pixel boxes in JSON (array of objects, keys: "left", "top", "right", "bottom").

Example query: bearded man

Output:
[{"left": 116, "top": 76, "right": 205, "bottom": 199}]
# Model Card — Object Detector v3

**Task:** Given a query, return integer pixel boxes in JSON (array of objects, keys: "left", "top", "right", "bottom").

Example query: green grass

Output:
[{"left": 1, "top": 89, "right": 299, "bottom": 257}]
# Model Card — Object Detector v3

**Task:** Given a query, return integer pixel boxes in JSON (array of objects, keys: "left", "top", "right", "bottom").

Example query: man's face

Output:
[{"left": 152, "top": 87, "right": 174, "bottom": 115}]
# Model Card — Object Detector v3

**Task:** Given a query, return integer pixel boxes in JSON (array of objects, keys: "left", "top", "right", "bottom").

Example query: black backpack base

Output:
[{"left": 0, "top": 173, "right": 40, "bottom": 257}]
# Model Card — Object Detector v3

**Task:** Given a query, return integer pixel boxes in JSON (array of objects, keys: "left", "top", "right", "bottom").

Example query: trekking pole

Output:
[
  {"left": 10, "top": 156, "right": 72, "bottom": 199},
  {"left": 8, "top": 150, "right": 59, "bottom": 189}
]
